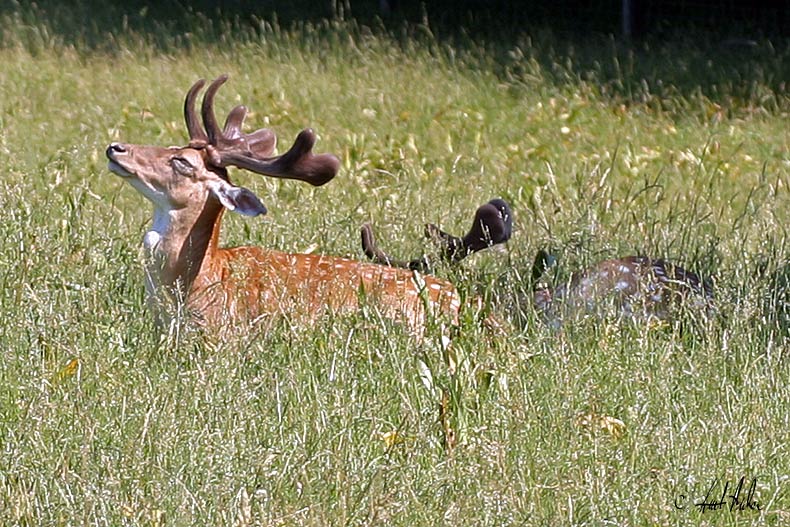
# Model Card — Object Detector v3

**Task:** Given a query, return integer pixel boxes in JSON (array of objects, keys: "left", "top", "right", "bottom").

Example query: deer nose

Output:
[{"left": 107, "top": 143, "right": 127, "bottom": 155}]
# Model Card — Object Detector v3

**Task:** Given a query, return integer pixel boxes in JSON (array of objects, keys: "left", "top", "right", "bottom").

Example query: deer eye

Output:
[{"left": 171, "top": 156, "right": 196, "bottom": 177}]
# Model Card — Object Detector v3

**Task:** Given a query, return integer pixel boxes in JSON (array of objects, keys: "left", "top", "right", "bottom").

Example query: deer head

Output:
[{"left": 107, "top": 75, "right": 338, "bottom": 222}]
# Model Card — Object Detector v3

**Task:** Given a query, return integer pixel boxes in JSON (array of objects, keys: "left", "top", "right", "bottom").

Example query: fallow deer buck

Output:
[
  {"left": 107, "top": 75, "right": 460, "bottom": 334},
  {"left": 362, "top": 199, "right": 713, "bottom": 326}
]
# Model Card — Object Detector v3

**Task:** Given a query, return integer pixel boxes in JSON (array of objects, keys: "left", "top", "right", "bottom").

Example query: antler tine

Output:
[
  {"left": 427, "top": 198, "right": 513, "bottom": 263},
  {"left": 196, "top": 75, "right": 274, "bottom": 152},
  {"left": 361, "top": 223, "right": 398, "bottom": 266},
  {"left": 361, "top": 223, "right": 431, "bottom": 272},
  {"left": 361, "top": 199, "right": 513, "bottom": 274},
  {"left": 222, "top": 105, "right": 248, "bottom": 140},
  {"left": 201, "top": 75, "right": 229, "bottom": 146},
  {"left": 184, "top": 78, "right": 208, "bottom": 142},
  {"left": 222, "top": 104, "right": 278, "bottom": 157},
  {"left": 245, "top": 128, "right": 277, "bottom": 158}
]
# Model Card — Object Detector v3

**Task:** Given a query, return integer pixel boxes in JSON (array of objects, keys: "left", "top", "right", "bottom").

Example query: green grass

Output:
[{"left": 1, "top": 7, "right": 789, "bottom": 526}]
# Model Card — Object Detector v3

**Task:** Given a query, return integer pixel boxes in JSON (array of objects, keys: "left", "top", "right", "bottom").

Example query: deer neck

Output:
[{"left": 143, "top": 198, "right": 223, "bottom": 304}]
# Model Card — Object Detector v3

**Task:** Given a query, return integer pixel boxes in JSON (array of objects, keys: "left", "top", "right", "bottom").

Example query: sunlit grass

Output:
[{"left": 0, "top": 7, "right": 788, "bottom": 526}]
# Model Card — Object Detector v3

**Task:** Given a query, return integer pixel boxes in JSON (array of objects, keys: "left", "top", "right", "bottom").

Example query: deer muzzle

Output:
[{"left": 106, "top": 143, "right": 134, "bottom": 178}]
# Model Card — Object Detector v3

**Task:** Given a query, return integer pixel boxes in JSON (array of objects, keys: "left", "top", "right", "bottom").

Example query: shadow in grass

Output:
[
  {"left": 1, "top": 1, "right": 787, "bottom": 109},
  {"left": 0, "top": 0, "right": 336, "bottom": 50}
]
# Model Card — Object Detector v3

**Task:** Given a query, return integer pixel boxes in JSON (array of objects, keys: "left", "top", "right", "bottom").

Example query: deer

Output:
[
  {"left": 361, "top": 199, "right": 714, "bottom": 327},
  {"left": 528, "top": 250, "right": 714, "bottom": 327},
  {"left": 106, "top": 75, "right": 460, "bottom": 335}
]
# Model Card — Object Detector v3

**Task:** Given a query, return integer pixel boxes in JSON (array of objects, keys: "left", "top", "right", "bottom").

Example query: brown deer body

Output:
[{"left": 107, "top": 76, "right": 459, "bottom": 333}]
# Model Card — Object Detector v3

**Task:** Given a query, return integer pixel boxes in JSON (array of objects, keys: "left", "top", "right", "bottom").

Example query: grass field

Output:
[{"left": 0, "top": 5, "right": 789, "bottom": 525}]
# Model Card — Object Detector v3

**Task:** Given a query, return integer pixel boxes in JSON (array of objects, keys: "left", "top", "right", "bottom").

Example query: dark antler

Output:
[
  {"left": 184, "top": 75, "right": 338, "bottom": 186},
  {"left": 195, "top": 75, "right": 276, "bottom": 155},
  {"left": 531, "top": 249, "right": 556, "bottom": 283},
  {"left": 361, "top": 199, "right": 513, "bottom": 271},
  {"left": 219, "top": 129, "right": 337, "bottom": 186},
  {"left": 184, "top": 78, "right": 208, "bottom": 142},
  {"left": 426, "top": 198, "right": 513, "bottom": 262},
  {"left": 360, "top": 224, "right": 431, "bottom": 272}
]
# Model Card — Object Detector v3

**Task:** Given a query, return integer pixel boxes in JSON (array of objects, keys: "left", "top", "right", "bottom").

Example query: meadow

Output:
[{"left": 0, "top": 4, "right": 788, "bottom": 525}]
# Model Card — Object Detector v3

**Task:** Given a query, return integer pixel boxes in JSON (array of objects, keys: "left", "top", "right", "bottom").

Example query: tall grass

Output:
[{"left": 0, "top": 6, "right": 788, "bottom": 525}]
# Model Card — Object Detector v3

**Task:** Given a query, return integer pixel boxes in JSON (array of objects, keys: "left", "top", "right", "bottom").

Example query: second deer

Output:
[{"left": 361, "top": 199, "right": 713, "bottom": 327}]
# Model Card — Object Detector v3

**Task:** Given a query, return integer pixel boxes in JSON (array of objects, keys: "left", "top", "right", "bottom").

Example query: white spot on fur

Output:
[{"left": 614, "top": 280, "right": 630, "bottom": 291}]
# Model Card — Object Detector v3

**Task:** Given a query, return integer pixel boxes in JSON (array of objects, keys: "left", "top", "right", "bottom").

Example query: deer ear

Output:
[{"left": 209, "top": 181, "right": 267, "bottom": 217}]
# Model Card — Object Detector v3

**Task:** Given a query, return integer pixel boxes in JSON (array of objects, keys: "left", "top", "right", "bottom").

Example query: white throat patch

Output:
[{"left": 143, "top": 206, "right": 172, "bottom": 254}]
